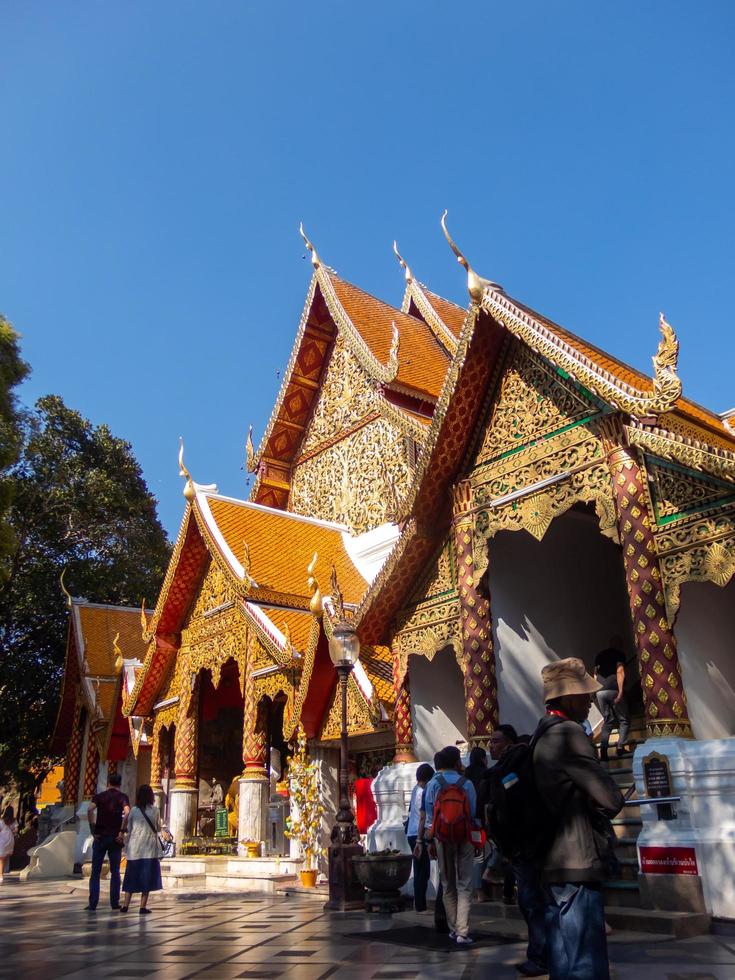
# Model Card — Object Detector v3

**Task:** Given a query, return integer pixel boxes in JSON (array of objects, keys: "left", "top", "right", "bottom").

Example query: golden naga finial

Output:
[
  {"left": 393, "top": 240, "right": 413, "bottom": 283},
  {"left": 178, "top": 437, "right": 196, "bottom": 503},
  {"left": 330, "top": 564, "right": 346, "bottom": 622},
  {"left": 385, "top": 321, "right": 401, "bottom": 381},
  {"left": 242, "top": 541, "right": 251, "bottom": 578},
  {"left": 60, "top": 568, "right": 73, "bottom": 610},
  {"left": 245, "top": 426, "right": 256, "bottom": 473},
  {"left": 113, "top": 631, "right": 124, "bottom": 675},
  {"left": 299, "top": 222, "right": 321, "bottom": 270},
  {"left": 441, "top": 210, "right": 501, "bottom": 303},
  {"left": 281, "top": 620, "right": 292, "bottom": 653},
  {"left": 651, "top": 312, "right": 682, "bottom": 410},
  {"left": 140, "top": 600, "right": 151, "bottom": 640},
  {"left": 307, "top": 552, "right": 322, "bottom": 615}
]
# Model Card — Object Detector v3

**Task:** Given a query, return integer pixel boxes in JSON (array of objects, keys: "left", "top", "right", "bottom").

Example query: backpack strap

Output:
[
  {"left": 435, "top": 774, "right": 447, "bottom": 789},
  {"left": 456, "top": 775, "right": 467, "bottom": 790}
]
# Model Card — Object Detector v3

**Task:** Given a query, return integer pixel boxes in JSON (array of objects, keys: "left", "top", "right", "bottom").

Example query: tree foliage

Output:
[
  {"left": 0, "top": 394, "right": 171, "bottom": 788},
  {"left": 0, "top": 316, "right": 30, "bottom": 576}
]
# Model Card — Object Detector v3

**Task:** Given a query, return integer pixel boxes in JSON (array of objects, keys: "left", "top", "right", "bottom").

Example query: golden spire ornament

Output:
[
  {"left": 307, "top": 553, "right": 322, "bottom": 615},
  {"left": 178, "top": 437, "right": 196, "bottom": 502},
  {"left": 113, "top": 631, "right": 124, "bottom": 675},
  {"left": 441, "top": 210, "right": 501, "bottom": 303},
  {"left": 393, "top": 241, "right": 413, "bottom": 283},
  {"left": 60, "top": 568, "right": 73, "bottom": 610},
  {"left": 299, "top": 223, "right": 321, "bottom": 270},
  {"left": 246, "top": 426, "right": 256, "bottom": 473}
]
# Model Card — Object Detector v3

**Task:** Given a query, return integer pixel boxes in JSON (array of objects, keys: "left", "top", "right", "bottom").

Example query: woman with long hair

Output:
[
  {"left": 119, "top": 784, "right": 163, "bottom": 913},
  {"left": 0, "top": 805, "right": 18, "bottom": 882}
]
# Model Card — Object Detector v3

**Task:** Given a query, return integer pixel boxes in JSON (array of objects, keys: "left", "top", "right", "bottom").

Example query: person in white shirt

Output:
[{"left": 406, "top": 763, "right": 434, "bottom": 912}]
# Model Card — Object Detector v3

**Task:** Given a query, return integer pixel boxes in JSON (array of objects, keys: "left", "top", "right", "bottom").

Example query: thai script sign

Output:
[{"left": 639, "top": 845, "right": 698, "bottom": 876}]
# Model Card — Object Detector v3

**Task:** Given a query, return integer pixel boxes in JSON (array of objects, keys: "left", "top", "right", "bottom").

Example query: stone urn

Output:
[{"left": 352, "top": 850, "right": 413, "bottom": 913}]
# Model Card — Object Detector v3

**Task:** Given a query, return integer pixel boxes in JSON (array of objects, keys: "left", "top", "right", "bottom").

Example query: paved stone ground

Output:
[{"left": 1, "top": 877, "right": 735, "bottom": 980}]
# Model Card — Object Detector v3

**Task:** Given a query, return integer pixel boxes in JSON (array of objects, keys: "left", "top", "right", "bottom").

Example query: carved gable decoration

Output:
[
  {"left": 473, "top": 343, "right": 600, "bottom": 471},
  {"left": 647, "top": 458, "right": 735, "bottom": 526},
  {"left": 299, "top": 336, "right": 378, "bottom": 455},
  {"left": 318, "top": 674, "right": 380, "bottom": 740}
]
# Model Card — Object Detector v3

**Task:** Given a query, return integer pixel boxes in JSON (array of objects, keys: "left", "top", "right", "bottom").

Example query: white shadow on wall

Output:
[
  {"left": 676, "top": 578, "right": 735, "bottom": 740},
  {"left": 409, "top": 646, "right": 467, "bottom": 763}
]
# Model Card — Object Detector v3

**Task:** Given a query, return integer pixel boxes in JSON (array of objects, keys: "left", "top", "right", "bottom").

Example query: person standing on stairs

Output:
[
  {"left": 534, "top": 658, "right": 624, "bottom": 980},
  {"left": 593, "top": 644, "right": 632, "bottom": 761}
]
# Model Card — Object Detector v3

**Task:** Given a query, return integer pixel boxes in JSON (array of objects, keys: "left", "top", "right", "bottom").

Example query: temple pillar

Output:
[
  {"left": 607, "top": 444, "right": 693, "bottom": 739},
  {"left": 170, "top": 684, "right": 200, "bottom": 846},
  {"left": 150, "top": 726, "right": 164, "bottom": 811},
  {"left": 107, "top": 760, "right": 118, "bottom": 779},
  {"left": 82, "top": 737, "right": 100, "bottom": 800},
  {"left": 62, "top": 702, "right": 84, "bottom": 807},
  {"left": 393, "top": 658, "right": 417, "bottom": 763},
  {"left": 452, "top": 481, "right": 499, "bottom": 746},
  {"left": 238, "top": 674, "right": 269, "bottom": 853}
]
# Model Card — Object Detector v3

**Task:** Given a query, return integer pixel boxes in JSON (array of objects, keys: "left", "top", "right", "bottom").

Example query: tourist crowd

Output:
[{"left": 407, "top": 655, "right": 627, "bottom": 980}]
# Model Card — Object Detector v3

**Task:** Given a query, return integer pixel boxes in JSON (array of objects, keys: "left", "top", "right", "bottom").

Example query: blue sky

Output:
[{"left": 2, "top": 2, "right": 733, "bottom": 537}]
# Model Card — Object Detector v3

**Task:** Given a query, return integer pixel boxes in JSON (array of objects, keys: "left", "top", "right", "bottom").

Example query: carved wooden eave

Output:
[
  {"left": 356, "top": 304, "right": 507, "bottom": 645},
  {"left": 626, "top": 422, "right": 735, "bottom": 485},
  {"left": 481, "top": 288, "right": 683, "bottom": 420}
]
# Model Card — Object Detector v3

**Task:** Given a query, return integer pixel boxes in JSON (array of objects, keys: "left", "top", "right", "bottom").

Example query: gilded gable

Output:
[{"left": 288, "top": 336, "right": 413, "bottom": 533}]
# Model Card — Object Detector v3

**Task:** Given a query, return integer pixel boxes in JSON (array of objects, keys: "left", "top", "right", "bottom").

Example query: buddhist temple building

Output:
[{"left": 51, "top": 219, "right": 735, "bottom": 916}]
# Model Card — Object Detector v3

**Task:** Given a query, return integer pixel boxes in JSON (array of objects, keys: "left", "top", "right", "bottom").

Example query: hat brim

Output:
[{"left": 544, "top": 674, "right": 602, "bottom": 701}]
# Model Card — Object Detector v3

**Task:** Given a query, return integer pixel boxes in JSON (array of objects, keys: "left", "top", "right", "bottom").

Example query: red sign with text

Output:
[{"left": 639, "top": 846, "right": 698, "bottom": 876}]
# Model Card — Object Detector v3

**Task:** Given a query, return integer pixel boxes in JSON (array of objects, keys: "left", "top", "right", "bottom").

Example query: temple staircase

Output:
[
  {"left": 159, "top": 855, "right": 301, "bottom": 894},
  {"left": 483, "top": 712, "right": 710, "bottom": 938}
]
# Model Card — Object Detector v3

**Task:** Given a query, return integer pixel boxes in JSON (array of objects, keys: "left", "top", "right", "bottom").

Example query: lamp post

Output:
[{"left": 324, "top": 615, "right": 365, "bottom": 911}]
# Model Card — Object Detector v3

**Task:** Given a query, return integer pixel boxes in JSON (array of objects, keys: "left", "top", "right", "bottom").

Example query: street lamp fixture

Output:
[{"left": 324, "top": 579, "right": 366, "bottom": 911}]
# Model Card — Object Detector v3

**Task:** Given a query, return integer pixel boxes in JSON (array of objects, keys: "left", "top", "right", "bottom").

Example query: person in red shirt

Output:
[{"left": 85, "top": 772, "right": 130, "bottom": 911}]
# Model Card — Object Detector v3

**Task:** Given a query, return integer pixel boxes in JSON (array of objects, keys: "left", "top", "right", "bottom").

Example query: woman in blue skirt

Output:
[{"left": 120, "top": 784, "right": 162, "bottom": 914}]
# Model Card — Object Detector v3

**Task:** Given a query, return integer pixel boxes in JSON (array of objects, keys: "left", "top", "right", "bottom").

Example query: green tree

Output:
[
  {"left": 0, "top": 316, "right": 30, "bottom": 577},
  {"left": 0, "top": 395, "right": 171, "bottom": 789}
]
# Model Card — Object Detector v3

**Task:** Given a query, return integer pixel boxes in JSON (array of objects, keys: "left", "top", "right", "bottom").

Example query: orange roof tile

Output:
[
  {"left": 203, "top": 495, "right": 367, "bottom": 605},
  {"left": 259, "top": 606, "right": 316, "bottom": 653},
  {"left": 77, "top": 605, "right": 148, "bottom": 677},
  {"left": 328, "top": 274, "right": 450, "bottom": 400},
  {"left": 421, "top": 287, "right": 467, "bottom": 339},
  {"left": 361, "top": 646, "right": 394, "bottom": 706}
]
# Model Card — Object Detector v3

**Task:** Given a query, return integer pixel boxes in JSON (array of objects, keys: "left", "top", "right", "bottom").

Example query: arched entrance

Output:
[{"left": 487, "top": 503, "right": 639, "bottom": 736}]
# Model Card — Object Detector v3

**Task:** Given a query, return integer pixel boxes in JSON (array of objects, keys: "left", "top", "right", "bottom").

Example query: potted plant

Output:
[{"left": 285, "top": 726, "right": 325, "bottom": 887}]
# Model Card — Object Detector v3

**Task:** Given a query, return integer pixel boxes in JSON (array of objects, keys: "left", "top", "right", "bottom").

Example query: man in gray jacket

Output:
[{"left": 533, "top": 658, "right": 624, "bottom": 980}]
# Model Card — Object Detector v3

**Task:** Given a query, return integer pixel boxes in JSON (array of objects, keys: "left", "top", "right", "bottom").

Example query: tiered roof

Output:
[
  {"left": 52, "top": 601, "right": 149, "bottom": 760},
  {"left": 249, "top": 247, "right": 463, "bottom": 511}
]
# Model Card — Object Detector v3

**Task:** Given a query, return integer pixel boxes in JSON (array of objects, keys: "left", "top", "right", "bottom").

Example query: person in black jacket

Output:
[{"left": 534, "top": 658, "right": 625, "bottom": 980}]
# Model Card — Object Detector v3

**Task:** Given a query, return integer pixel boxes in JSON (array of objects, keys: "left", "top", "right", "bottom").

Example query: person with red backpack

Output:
[{"left": 422, "top": 745, "right": 478, "bottom": 945}]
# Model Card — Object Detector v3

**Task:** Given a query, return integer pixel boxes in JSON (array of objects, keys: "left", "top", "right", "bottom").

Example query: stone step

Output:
[
  {"left": 603, "top": 880, "right": 641, "bottom": 908},
  {"left": 616, "top": 858, "right": 639, "bottom": 881},
  {"left": 605, "top": 907, "right": 711, "bottom": 939}
]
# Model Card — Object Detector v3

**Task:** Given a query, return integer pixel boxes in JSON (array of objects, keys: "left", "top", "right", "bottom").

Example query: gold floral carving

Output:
[
  {"left": 318, "top": 674, "right": 379, "bottom": 741},
  {"left": 474, "top": 344, "right": 599, "bottom": 468},
  {"left": 648, "top": 460, "right": 735, "bottom": 522},
  {"left": 626, "top": 422, "right": 735, "bottom": 483},
  {"left": 482, "top": 290, "right": 682, "bottom": 418},
  {"left": 290, "top": 416, "right": 412, "bottom": 534},
  {"left": 298, "top": 336, "right": 379, "bottom": 453},
  {"left": 656, "top": 508, "right": 735, "bottom": 623}
]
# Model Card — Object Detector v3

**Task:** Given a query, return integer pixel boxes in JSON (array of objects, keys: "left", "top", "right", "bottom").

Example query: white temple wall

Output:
[
  {"left": 675, "top": 578, "right": 735, "bottom": 740},
  {"left": 409, "top": 647, "right": 467, "bottom": 763},
  {"left": 487, "top": 510, "right": 636, "bottom": 737}
]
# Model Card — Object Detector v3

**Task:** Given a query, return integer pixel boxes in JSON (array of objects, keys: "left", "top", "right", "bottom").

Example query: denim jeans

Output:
[
  {"left": 513, "top": 861, "right": 547, "bottom": 968},
  {"left": 545, "top": 882, "right": 609, "bottom": 980},
  {"left": 597, "top": 689, "right": 630, "bottom": 755},
  {"left": 89, "top": 835, "right": 122, "bottom": 909},
  {"left": 407, "top": 836, "right": 431, "bottom": 912}
]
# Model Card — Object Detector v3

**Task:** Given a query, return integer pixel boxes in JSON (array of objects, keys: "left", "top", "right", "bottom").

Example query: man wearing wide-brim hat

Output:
[{"left": 532, "top": 657, "right": 624, "bottom": 980}]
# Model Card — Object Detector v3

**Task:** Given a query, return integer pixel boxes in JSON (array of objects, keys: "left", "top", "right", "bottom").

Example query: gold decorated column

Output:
[
  {"left": 150, "top": 725, "right": 164, "bottom": 802},
  {"left": 607, "top": 444, "right": 692, "bottom": 738},
  {"left": 63, "top": 702, "right": 84, "bottom": 807},
  {"left": 453, "top": 480, "right": 499, "bottom": 746},
  {"left": 393, "top": 654, "right": 417, "bottom": 763},
  {"left": 238, "top": 667, "right": 269, "bottom": 849},
  {"left": 170, "top": 680, "right": 200, "bottom": 844}
]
